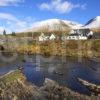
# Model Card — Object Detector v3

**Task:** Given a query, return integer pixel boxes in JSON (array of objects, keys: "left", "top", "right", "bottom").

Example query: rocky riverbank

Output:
[{"left": 0, "top": 70, "right": 100, "bottom": 100}]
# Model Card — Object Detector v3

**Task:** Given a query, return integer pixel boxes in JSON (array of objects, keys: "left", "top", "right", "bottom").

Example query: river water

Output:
[{"left": 0, "top": 54, "right": 100, "bottom": 95}]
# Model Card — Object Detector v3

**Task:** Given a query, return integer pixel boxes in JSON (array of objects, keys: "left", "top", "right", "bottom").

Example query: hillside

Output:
[
  {"left": 25, "top": 16, "right": 100, "bottom": 33},
  {"left": 26, "top": 19, "right": 81, "bottom": 32},
  {"left": 84, "top": 16, "right": 100, "bottom": 29}
]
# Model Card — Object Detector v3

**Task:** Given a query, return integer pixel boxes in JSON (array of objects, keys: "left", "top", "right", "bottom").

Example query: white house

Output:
[
  {"left": 87, "top": 31, "right": 93, "bottom": 39},
  {"left": 49, "top": 34, "right": 56, "bottom": 40},
  {"left": 39, "top": 33, "right": 48, "bottom": 41},
  {"left": 39, "top": 33, "right": 56, "bottom": 41},
  {"left": 69, "top": 30, "right": 75, "bottom": 34},
  {"left": 66, "top": 33, "right": 88, "bottom": 40},
  {"left": 66, "top": 29, "right": 93, "bottom": 40}
]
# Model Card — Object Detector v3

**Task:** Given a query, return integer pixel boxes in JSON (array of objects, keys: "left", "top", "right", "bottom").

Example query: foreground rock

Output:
[
  {"left": 78, "top": 78, "right": 100, "bottom": 95},
  {"left": 0, "top": 70, "right": 100, "bottom": 100},
  {"left": 40, "top": 78, "right": 100, "bottom": 100}
]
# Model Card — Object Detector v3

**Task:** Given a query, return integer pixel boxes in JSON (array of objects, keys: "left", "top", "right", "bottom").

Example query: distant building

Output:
[
  {"left": 49, "top": 34, "right": 56, "bottom": 40},
  {"left": 66, "top": 29, "right": 94, "bottom": 40},
  {"left": 66, "top": 33, "right": 88, "bottom": 40},
  {"left": 87, "top": 31, "right": 93, "bottom": 39},
  {"left": 39, "top": 33, "right": 56, "bottom": 41},
  {"left": 39, "top": 33, "right": 48, "bottom": 41},
  {"left": 70, "top": 30, "right": 75, "bottom": 34}
]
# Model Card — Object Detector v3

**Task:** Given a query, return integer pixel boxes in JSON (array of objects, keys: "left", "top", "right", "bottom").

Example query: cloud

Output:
[
  {"left": 81, "top": 4, "right": 87, "bottom": 10},
  {"left": 0, "top": 13, "right": 35, "bottom": 33},
  {"left": 0, "top": 13, "right": 18, "bottom": 21},
  {"left": 39, "top": 3, "right": 51, "bottom": 10},
  {"left": 0, "top": 26, "right": 5, "bottom": 33},
  {"left": 39, "top": 0, "right": 86, "bottom": 14},
  {"left": 0, "top": 0, "right": 24, "bottom": 6}
]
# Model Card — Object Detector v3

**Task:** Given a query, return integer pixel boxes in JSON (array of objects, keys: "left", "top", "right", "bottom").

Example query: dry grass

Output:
[{"left": 16, "top": 39, "right": 100, "bottom": 58}]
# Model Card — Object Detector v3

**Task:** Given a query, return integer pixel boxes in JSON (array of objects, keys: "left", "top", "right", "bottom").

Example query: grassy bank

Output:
[
  {"left": 0, "top": 70, "right": 25, "bottom": 85},
  {"left": 0, "top": 70, "right": 100, "bottom": 100},
  {"left": 1, "top": 35, "right": 99, "bottom": 58},
  {"left": 16, "top": 39, "right": 100, "bottom": 58}
]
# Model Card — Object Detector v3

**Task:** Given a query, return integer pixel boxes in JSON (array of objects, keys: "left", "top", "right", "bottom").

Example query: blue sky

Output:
[{"left": 0, "top": 0, "right": 100, "bottom": 33}]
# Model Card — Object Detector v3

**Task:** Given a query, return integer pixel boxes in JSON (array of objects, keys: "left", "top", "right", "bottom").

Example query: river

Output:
[{"left": 0, "top": 54, "right": 100, "bottom": 95}]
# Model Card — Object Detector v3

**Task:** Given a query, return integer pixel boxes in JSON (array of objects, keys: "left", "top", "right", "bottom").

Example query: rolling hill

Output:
[{"left": 26, "top": 19, "right": 82, "bottom": 32}]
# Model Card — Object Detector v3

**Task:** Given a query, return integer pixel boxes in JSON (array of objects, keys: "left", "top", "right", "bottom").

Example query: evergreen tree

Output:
[
  {"left": 3, "top": 30, "right": 6, "bottom": 36},
  {"left": 12, "top": 32, "right": 16, "bottom": 36}
]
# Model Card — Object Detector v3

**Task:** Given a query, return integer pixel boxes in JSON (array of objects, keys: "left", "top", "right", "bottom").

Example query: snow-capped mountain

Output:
[
  {"left": 84, "top": 16, "right": 100, "bottom": 29},
  {"left": 63, "top": 20, "right": 82, "bottom": 29},
  {"left": 27, "top": 19, "right": 82, "bottom": 32},
  {"left": 25, "top": 16, "right": 100, "bottom": 33}
]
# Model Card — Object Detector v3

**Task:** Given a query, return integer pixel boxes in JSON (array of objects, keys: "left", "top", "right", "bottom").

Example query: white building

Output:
[
  {"left": 70, "top": 30, "right": 75, "bottom": 34},
  {"left": 49, "top": 34, "right": 56, "bottom": 40},
  {"left": 39, "top": 33, "right": 48, "bottom": 41},
  {"left": 66, "top": 34, "right": 87, "bottom": 40},
  {"left": 39, "top": 33, "right": 56, "bottom": 41},
  {"left": 66, "top": 29, "right": 93, "bottom": 40},
  {"left": 87, "top": 31, "right": 93, "bottom": 37}
]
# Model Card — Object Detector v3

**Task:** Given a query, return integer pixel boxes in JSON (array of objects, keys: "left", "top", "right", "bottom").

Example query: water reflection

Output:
[
  {"left": 0, "top": 55, "right": 100, "bottom": 95},
  {"left": 23, "top": 66, "right": 45, "bottom": 86}
]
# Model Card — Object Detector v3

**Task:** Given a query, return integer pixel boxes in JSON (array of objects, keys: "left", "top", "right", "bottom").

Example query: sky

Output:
[{"left": 0, "top": 0, "right": 100, "bottom": 33}]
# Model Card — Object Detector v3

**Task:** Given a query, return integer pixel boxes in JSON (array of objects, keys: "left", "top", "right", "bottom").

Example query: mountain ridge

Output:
[
  {"left": 20, "top": 16, "right": 100, "bottom": 33},
  {"left": 26, "top": 19, "right": 82, "bottom": 32},
  {"left": 83, "top": 16, "right": 100, "bottom": 29}
]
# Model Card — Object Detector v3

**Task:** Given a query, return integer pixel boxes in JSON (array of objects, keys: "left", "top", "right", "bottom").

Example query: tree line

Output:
[{"left": 3, "top": 30, "right": 16, "bottom": 36}]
